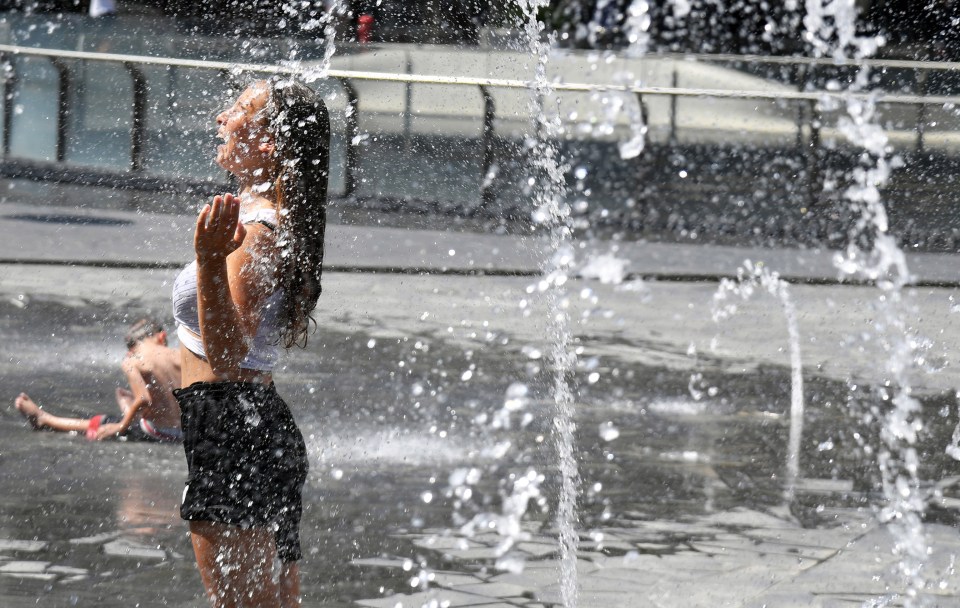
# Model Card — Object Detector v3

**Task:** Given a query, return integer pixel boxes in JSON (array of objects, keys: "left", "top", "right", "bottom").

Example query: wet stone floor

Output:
[{"left": 3, "top": 268, "right": 960, "bottom": 606}]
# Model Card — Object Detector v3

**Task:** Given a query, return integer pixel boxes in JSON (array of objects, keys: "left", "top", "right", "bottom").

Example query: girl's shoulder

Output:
[
  {"left": 236, "top": 209, "right": 280, "bottom": 280},
  {"left": 240, "top": 207, "right": 278, "bottom": 231}
]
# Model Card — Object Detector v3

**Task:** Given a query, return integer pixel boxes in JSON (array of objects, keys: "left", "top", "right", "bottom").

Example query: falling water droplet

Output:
[{"left": 599, "top": 422, "right": 620, "bottom": 442}]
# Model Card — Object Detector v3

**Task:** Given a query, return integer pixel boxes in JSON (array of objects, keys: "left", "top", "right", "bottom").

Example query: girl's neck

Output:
[{"left": 237, "top": 186, "right": 277, "bottom": 214}]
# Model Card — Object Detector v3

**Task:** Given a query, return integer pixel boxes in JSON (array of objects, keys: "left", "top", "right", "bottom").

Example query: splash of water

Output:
[
  {"left": 313, "top": 0, "right": 345, "bottom": 82},
  {"left": 284, "top": 0, "right": 345, "bottom": 83},
  {"left": 623, "top": 0, "right": 652, "bottom": 56},
  {"left": 946, "top": 396, "right": 960, "bottom": 461},
  {"left": 444, "top": 382, "right": 546, "bottom": 572},
  {"left": 621, "top": 108, "right": 647, "bottom": 162},
  {"left": 802, "top": 2, "right": 928, "bottom": 604},
  {"left": 516, "top": 1, "right": 579, "bottom": 606},
  {"left": 458, "top": 468, "right": 548, "bottom": 574},
  {"left": 712, "top": 260, "right": 805, "bottom": 503},
  {"left": 666, "top": 0, "right": 692, "bottom": 20},
  {"left": 584, "top": 2, "right": 650, "bottom": 161}
]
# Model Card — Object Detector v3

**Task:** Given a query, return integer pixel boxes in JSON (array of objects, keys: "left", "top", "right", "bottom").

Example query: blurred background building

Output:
[{"left": 1, "top": 1, "right": 959, "bottom": 58}]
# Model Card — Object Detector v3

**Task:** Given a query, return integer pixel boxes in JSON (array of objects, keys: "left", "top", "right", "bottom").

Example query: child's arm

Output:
[{"left": 94, "top": 357, "right": 151, "bottom": 440}]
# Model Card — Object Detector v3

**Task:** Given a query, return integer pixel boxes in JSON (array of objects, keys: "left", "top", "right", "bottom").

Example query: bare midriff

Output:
[{"left": 180, "top": 343, "right": 274, "bottom": 387}]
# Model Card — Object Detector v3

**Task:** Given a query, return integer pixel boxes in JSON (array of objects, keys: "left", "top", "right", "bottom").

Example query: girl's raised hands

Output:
[{"left": 194, "top": 193, "right": 247, "bottom": 265}]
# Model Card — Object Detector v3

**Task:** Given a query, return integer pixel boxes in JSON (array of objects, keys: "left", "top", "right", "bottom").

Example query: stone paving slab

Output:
[
  {"left": 792, "top": 478, "right": 856, "bottom": 494},
  {"left": 102, "top": 538, "right": 168, "bottom": 560},
  {"left": 431, "top": 571, "right": 487, "bottom": 588},
  {"left": 352, "top": 504, "right": 960, "bottom": 608},
  {"left": 46, "top": 565, "right": 89, "bottom": 576},
  {"left": 689, "top": 538, "right": 839, "bottom": 561},
  {"left": 1, "top": 572, "right": 58, "bottom": 581},
  {"left": 451, "top": 582, "right": 532, "bottom": 599},
  {"left": 413, "top": 535, "right": 478, "bottom": 551},
  {"left": 577, "top": 539, "right": 636, "bottom": 553},
  {"left": 0, "top": 540, "right": 46, "bottom": 553},
  {"left": 0, "top": 560, "right": 50, "bottom": 574},
  {"left": 356, "top": 588, "right": 514, "bottom": 608},
  {"left": 352, "top": 556, "right": 415, "bottom": 569},
  {"left": 742, "top": 526, "right": 857, "bottom": 548},
  {"left": 697, "top": 506, "right": 799, "bottom": 529},
  {"left": 512, "top": 541, "right": 558, "bottom": 559},
  {"left": 70, "top": 531, "right": 124, "bottom": 545}
]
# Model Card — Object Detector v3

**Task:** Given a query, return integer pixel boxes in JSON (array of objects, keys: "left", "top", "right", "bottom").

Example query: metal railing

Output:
[{"left": 1, "top": 43, "right": 960, "bottom": 207}]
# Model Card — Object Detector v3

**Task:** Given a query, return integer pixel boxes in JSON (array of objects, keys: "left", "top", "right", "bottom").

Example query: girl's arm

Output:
[{"left": 194, "top": 193, "right": 276, "bottom": 378}]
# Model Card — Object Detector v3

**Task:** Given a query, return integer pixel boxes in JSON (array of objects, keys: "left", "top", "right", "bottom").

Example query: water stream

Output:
[
  {"left": 803, "top": 1, "right": 929, "bottom": 603},
  {"left": 516, "top": 2, "right": 580, "bottom": 606},
  {"left": 712, "top": 260, "right": 806, "bottom": 503}
]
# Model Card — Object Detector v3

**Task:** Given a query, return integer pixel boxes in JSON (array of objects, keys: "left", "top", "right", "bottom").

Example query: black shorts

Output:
[{"left": 174, "top": 381, "right": 308, "bottom": 562}]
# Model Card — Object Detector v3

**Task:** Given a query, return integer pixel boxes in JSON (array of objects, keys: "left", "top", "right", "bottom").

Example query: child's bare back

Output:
[{"left": 14, "top": 317, "right": 183, "bottom": 442}]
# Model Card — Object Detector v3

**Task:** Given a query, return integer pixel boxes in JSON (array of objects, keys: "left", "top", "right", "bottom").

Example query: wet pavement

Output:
[{"left": 3, "top": 186, "right": 960, "bottom": 606}]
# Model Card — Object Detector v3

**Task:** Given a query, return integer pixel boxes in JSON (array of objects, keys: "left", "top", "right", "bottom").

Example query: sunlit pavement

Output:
[
  {"left": 3, "top": 185, "right": 960, "bottom": 606},
  {"left": 355, "top": 514, "right": 960, "bottom": 608},
  {"left": 5, "top": 184, "right": 960, "bottom": 283}
]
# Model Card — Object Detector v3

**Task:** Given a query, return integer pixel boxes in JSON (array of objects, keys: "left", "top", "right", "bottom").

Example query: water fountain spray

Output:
[
  {"left": 803, "top": 1, "right": 929, "bottom": 603},
  {"left": 712, "top": 260, "right": 805, "bottom": 504},
  {"left": 515, "top": 2, "right": 580, "bottom": 606},
  {"left": 279, "top": 0, "right": 344, "bottom": 83}
]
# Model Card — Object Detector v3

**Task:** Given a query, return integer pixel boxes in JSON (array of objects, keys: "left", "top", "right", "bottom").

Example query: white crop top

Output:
[{"left": 172, "top": 208, "right": 284, "bottom": 371}]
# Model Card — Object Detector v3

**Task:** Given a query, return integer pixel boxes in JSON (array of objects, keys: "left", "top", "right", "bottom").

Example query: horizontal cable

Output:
[{"left": 1, "top": 43, "right": 959, "bottom": 106}]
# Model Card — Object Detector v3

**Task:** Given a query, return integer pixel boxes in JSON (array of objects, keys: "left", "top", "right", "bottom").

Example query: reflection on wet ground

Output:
[{"left": 3, "top": 269, "right": 960, "bottom": 606}]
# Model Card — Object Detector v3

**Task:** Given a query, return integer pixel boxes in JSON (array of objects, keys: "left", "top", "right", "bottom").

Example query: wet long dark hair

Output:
[{"left": 262, "top": 76, "right": 330, "bottom": 348}]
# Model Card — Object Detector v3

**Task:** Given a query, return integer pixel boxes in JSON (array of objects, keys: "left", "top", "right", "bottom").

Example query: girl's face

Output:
[{"left": 215, "top": 83, "right": 273, "bottom": 177}]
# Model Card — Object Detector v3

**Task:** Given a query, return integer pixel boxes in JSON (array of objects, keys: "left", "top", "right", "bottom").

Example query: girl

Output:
[{"left": 171, "top": 77, "right": 329, "bottom": 607}]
